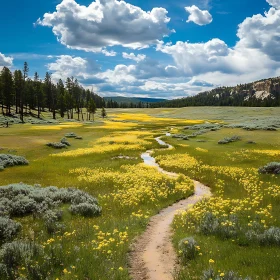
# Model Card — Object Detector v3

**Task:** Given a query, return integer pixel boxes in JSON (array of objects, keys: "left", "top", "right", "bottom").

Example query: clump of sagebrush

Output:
[
  {"left": 46, "top": 142, "right": 67, "bottom": 149},
  {"left": 184, "top": 123, "right": 222, "bottom": 131},
  {"left": 42, "top": 209, "right": 64, "bottom": 234},
  {"left": 224, "top": 118, "right": 280, "bottom": 131},
  {"left": 202, "top": 269, "right": 251, "bottom": 280},
  {"left": 75, "top": 136, "right": 83, "bottom": 140},
  {"left": 199, "top": 212, "right": 239, "bottom": 239},
  {"left": 178, "top": 237, "right": 198, "bottom": 262},
  {"left": 259, "top": 162, "right": 280, "bottom": 174},
  {"left": 0, "top": 154, "right": 29, "bottom": 171},
  {"left": 0, "top": 241, "right": 44, "bottom": 276},
  {"left": 0, "top": 183, "right": 102, "bottom": 219},
  {"left": 246, "top": 227, "right": 280, "bottom": 245},
  {"left": 60, "top": 137, "right": 71, "bottom": 146},
  {"left": 172, "top": 134, "right": 189, "bottom": 140},
  {"left": 65, "top": 132, "right": 77, "bottom": 138},
  {"left": 218, "top": 135, "right": 241, "bottom": 144},
  {"left": 0, "top": 217, "right": 22, "bottom": 242},
  {"left": 0, "top": 115, "right": 58, "bottom": 126}
]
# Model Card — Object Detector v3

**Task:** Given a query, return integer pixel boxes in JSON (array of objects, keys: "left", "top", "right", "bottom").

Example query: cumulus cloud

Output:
[
  {"left": 122, "top": 52, "right": 146, "bottom": 62},
  {"left": 237, "top": 7, "right": 280, "bottom": 61},
  {"left": 95, "top": 64, "right": 137, "bottom": 84},
  {"left": 47, "top": 55, "right": 100, "bottom": 81},
  {"left": 267, "top": 0, "right": 280, "bottom": 8},
  {"left": 157, "top": 3, "right": 280, "bottom": 87},
  {"left": 185, "top": 5, "right": 213, "bottom": 25},
  {"left": 157, "top": 39, "right": 231, "bottom": 76},
  {"left": 0, "top": 53, "right": 13, "bottom": 67},
  {"left": 37, "top": 0, "right": 171, "bottom": 52},
  {"left": 101, "top": 49, "right": 117, "bottom": 57},
  {"left": 44, "top": 2, "right": 280, "bottom": 98},
  {"left": 46, "top": 53, "right": 212, "bottom": 98}
]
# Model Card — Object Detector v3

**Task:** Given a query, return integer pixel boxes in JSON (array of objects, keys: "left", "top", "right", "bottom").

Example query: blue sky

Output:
[{"left": 0, "top": 0, "right": 279, "bottom": 98}]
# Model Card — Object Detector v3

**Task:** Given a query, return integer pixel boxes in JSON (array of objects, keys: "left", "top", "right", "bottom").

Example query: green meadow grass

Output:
[
  {"left": 153, "top": 121, "right": 279, "bottom": 279},
  {"left": 0, "top": 107, "right": 279, "bottom": 280}
]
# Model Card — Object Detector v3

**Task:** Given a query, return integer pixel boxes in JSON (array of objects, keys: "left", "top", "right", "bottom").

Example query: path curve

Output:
[{"left": 129, "top": 135, "right": 211, "bottom": 280}]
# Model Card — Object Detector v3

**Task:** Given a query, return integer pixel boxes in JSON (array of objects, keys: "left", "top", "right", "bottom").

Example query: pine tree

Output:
[
  {"left": 101, "top": 107, "right": 107, "bottom": 119},
  {"left": 88, "top": 99, "right": 96, "bottom": 121},
  {"left": 0, "top": 67, "right": 14, "bottom": 115}
]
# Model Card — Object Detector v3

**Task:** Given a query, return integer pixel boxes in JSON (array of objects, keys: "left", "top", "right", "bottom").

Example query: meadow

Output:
[{"left": 0, "top": 107, "right": 279, "bottom": 280}]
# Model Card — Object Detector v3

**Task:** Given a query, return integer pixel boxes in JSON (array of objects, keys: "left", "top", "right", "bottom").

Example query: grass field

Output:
[{"left": 0, "top": 107, "right": 279, "bottom": 280}]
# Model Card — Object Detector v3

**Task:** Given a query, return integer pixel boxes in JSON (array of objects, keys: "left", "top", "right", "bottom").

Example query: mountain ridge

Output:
[{"left": 150, "top": 76, "right": 280, "bottom": 107}]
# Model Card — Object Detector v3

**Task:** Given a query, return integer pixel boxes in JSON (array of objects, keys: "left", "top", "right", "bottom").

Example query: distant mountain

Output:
[
  {"left": 150, "top": 77, "right": 280, "bottom": 107},
  {"left": 104, "top": 96, "right": 167, "bottom": 104}
]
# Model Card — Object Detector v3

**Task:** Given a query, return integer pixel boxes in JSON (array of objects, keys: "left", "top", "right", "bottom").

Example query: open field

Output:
[{"left": 0, "top": 107, "right": 279, "bottom": 280}]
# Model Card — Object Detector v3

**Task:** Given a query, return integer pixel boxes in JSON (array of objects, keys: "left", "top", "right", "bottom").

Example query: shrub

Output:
[
  {"left": 172, "top": 134, "right": 189, "bottom": 140},
  {"left": 184, "top": 124, "right": 221, "bottom": 131},
  {"left": 246, "top": 227, "right": 280, "bottom": 245},
  {"left": 0, "top": 217, "right": 21, "bottom": 241},
  {"left": 0, "top": 183, "right": 102, "bottom": 218},
  {"left": 60, "top": 138, "right": 71, "bottom": 146},
  {"left": 199, "top": 212, "right": 219, "bottom": 235},
  {"left": 42, "top": 210, "right": 64, "bottom": 234},
  {"left": 218, "top": 136, "right": 241, "bottom": 144},
  {"left": 259, "top": 162, "right": 280, "bottom": 174},
  {"left": 202, "top": 269, "right": 251, "bottom": 280},
  {"left": 65, "top": 132, "right": 77, "bottom": 138},
  {"left": 75, "top": 136, "right": 83, "bottom": 140},
  {"left": 0, "top": 241, "right": 43, "bottom": 270},
  {"left": 69, "top": 202, "right": 101, "bottom": 217},
  {"left": 0, "top": 154, "right": 29, "bottom": 170},
  {"left": 46, "top": 142, "right": 67, "bottom": 149},
  {"left": 199, "top": 212, "right": 239, "bottom": 239},
  {"left": 178, "top": 237, "right": 198, "bottom": 262}
]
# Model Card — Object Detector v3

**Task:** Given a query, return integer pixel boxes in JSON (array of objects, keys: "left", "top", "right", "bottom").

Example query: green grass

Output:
[
  {"left": 0, "top": 107, "right": 279, "bottom": 280},
  {"left": 151, "top": 116, "right": 280, "bottom": 279}
]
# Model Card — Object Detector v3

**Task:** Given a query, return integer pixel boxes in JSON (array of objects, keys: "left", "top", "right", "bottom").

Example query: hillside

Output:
[{"left": 151, "top": 77, "right": 280, "bottom": 107}]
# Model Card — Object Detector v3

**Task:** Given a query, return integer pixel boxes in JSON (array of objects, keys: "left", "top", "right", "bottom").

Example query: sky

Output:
[{"left": 1, "top": 0, "right": 280, "bottom": 99}]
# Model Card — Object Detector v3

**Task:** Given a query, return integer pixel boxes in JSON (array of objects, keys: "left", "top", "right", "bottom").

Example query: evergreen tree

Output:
[
  {"left": 101, "top": 107, "right": 107, "bottom": 119},
  {"left": 0, "top": 67, "right": 14, "bottom": 115},
  {"left": 13, "top": 70, "right": 24, "bottom": 114},
  {"left": 88, "top": 99, "right": 97, "bottom": 121}
]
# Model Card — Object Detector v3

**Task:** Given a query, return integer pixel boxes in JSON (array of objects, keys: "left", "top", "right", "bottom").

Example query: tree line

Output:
[{"left": 0, "top": 62, "right": 106, "bottom": 122}]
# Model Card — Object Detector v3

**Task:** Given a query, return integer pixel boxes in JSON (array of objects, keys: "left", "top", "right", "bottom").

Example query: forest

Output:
[{"left": 0, "top": 62, "right": 105, "bottom": 121}]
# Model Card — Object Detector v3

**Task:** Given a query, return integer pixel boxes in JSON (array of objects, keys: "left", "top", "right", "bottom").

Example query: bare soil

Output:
[{"left": 129, "top": 181, "right": 211, "bottom": 280}]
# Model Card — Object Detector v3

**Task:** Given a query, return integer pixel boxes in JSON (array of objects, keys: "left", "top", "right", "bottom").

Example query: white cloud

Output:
[
  {"left": 37, "top": 0, "right": 171, "bottom": 53},
  {"left": 0, "top": 53, "right": 13, "bottom": 67},
  {"left": 157, "top": 39, "right": 231, "bottom": 76},
  {"left": 101, "top": 49, "right": 117, "bottom": 57},
  {"left": 122, "top": 52, "right": 146, "bottom": 62},
  {"left": 237, "top": 7, "right": 280, "bottom": 61},
  {"left": 46, "top": 54, "right": 213, "bottom": 98},
  {"left": 44, "top": 2, "right": 280, "bottom": 99},
  {"left": 185, "top": 5, "right": 212, "bottom": 26},
  {"left": 267, "top": 0, "right": 280, "bottom": 8},
  {"left": 47, "top": 55, "right": 100, "bottom": 81},
  {"left": 157, "top": 4, "right": 280, "bottom": 87},
  {"left": 95, "top": 64, "right": 137, "bottom": 84}
]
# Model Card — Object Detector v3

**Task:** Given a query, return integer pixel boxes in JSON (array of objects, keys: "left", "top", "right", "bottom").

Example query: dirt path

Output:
[{"left": 129, "top": 136, "right": 211, "bottom": 280}]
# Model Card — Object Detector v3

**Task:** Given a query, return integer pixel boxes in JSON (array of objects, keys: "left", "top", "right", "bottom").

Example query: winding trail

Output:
[{"left": 129, "top": 135, "right": 211, "bottom": 280}]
